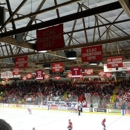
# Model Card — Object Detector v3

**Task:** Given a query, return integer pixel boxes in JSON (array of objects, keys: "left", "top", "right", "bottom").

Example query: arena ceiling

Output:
[{"left": 0, "top": 0, "right": 130, "bottom": 74}]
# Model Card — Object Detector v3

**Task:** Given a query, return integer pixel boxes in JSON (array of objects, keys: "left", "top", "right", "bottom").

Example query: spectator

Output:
[{"left": 0, "top": 119, "right": 12, "bottom": 130}]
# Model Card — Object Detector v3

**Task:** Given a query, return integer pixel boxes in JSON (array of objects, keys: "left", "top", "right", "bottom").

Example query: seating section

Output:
[{"left": 0, "top": 79, "right": 129, "bottom": 109}]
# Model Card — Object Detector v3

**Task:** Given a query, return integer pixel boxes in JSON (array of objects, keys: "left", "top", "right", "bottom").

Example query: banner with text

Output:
[
  {"left": 15, "top": 56, "right": 28, "bottom": 68},
  {"left": 71, "top": 67, "right": 82, "bottom": 78},
  {"left": 81, "top": 45, "right": 102, "bottom": 62},
  {"left": 36, "top": 24, "right": 64, "bottom": 51},
  {"left": 107, "top": 56, "right": 123, "bottom": 68},
  {"left": 52, "top": 62, "right": 63, "bottom": 72},
  {"left": 12, "top": 68, "right": 21, "bottom": 75},
  {"left": 1, "top": 71, "right": 13, "bottom": 78},
  {"left": 104, "top": 61, "right": 130, "bottom": 72},
  {"left": 36, "top": 70, "right": 44, "bottom": 80},
  {"left": 84, "top": 68, "right": 93, "bottom": 75}
]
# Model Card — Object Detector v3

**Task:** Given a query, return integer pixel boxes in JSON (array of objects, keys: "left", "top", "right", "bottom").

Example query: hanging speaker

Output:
[{"left": 0, "top": 7, "right": 5, "bottom": 26}]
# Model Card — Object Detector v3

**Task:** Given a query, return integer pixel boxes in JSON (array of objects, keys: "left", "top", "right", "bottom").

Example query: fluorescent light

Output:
[
  {"left": 89, "top": 62, "right": 97, "bottom": 66},
  {"left": 38, "top": 50, "right": 47, "bottom": 53},
  {"left": 67, "top": 57, "right": 77, "bottom": 60}
]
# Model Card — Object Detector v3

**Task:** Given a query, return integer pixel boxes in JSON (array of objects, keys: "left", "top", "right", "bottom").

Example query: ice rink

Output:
[{"left": 0, "top": 107, "right": 130, "bottom": 130}]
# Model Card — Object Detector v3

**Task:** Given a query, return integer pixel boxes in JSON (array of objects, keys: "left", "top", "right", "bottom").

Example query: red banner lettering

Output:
[
  {"left": 81, "top": 45, "right": 102, "bottom": 62},
  {"left": 107, "top": 56, "right": 123, "bottom": 68},
  {"left": 36, "top": 24, "right": 64, "bottom": 51},
  {"left": 15, "top": 56, "right": 28, "bottom": 68},
  {"left": 52, "top": 62, "right": 63, "bottom": 72}
]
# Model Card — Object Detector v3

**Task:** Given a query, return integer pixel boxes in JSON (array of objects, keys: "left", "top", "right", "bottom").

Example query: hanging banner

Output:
[
  {"left": 1, "top": 71, "right": 20, "bottom": 78},
  {"left": 12, "top": 68, "right": 21, "bottom": 75},
  {"left": 104, "top": 62, "right": 130, "bottom": 72},
  {"left": 26, "top": 73, "right": 32, "bottom": 79},
  {"left": 51, "top": 62, "right": 63, "bottom": 72},
  {"left": 35, "top": 70, "right": 44, "bottom": 80},
  {"left": 22, "top": 76, "right": 27, "bottom": 81},
  {"left": 36, "top": 24, "right": 64, "bottom": 51},
  {"left": 1, "top": 72, "right": 6, "bottom": 78},
  {"left": 71, "top": 67, "right": 82, "bottom": 77},
  {"left": 6, "top": 71, "right": 13, "bottom": 78},
  {"left": 84, "top": 68, "right": 93, "bottom": 75},
  {"left": 81, "top": 45, "right": 102, "bottom": 62},
  {"left": 15, "top": 56, "right": 28, "bottom": 68},
  {"left": 104, "top": 72, "right": 112, "bottom": 78},
  {"left": 44, "top": 74, "right": 50, "bottom": 80},
  {"left": 107, "top": 56, "right": 123, "bottom": 68},
  {"left": 98, "top": 71, "right": 105, "bottom": 77}
]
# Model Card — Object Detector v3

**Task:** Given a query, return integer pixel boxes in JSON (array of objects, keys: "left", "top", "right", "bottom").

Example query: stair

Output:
[{"left": 110, "top": 86, "right": 118, "bottom": 103}]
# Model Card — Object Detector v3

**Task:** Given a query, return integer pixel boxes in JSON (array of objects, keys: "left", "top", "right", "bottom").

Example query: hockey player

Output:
[
  {"left": 101, "top": 118, "right": 106, "bottom": 130},
  {"left": 67, "top": 119, "right": 73, "bottom": 130},
  {"left": 27, "top": 104, "right": 32, "bottom": 114}
]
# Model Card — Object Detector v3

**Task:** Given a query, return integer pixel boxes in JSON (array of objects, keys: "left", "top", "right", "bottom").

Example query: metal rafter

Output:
[
  {"left": 6, "top": 0, "right": 16, "bottom": 30},
  {"left": 53, "top": 36, "right": 130, "bottom": 51},
  {"left": 118, "top": 0, "right": 130, "bottom": 17},
  {"left": 24, "top": 0, "right": 46, "bottom": 40},
  {"left": 0, "top": 1, "right": 122, "bottom": 38},
  {"left": 68, "top": 4, "right": 80, "bottom": 46},
  {"left": 0, "top": 0, "right": 28, "bottom": 31},
  {"left": 13, "top": 0, "right": 81, "bottom": 22}
]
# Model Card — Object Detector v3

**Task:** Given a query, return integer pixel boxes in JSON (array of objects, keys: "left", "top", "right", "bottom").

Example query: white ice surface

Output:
[{"left": 0, "top": 108, "right": 130, "bottom": 130}]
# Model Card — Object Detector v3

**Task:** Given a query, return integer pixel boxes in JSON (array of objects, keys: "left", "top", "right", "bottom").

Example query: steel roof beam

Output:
[
  {"left": 13, "top": 0, "right": 81, "bottom": 22},
  {"left": 0, "top": 0, "right": 27, "bottom": 31},
  {"left": 118, "top": 0, "right": 130, "bottom": 17},
  {"left": 0, "top": 1, "right": 122, "bottom": 38},
  {"left": 53, "top": 36, "right": 130, "bottom": 51}
]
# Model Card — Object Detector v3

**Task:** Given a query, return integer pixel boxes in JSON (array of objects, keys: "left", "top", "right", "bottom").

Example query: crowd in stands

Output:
[{"left": 0, "top": 79, "right": 129, "bottom": 109}]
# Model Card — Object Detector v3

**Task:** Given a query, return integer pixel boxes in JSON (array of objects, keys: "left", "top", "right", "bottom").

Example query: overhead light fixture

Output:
[
  {"left": 38, "top": 50, "right": 47, "bottom": 53},
  {"left": 43, "top": 64, "right": 51, "bottom": 69},
  {"left": 66, "top": 51, "right": 77, "bottom": 60},
  {"left": 89, "top": 62, "right": 97, "bottom": 66},
  {"left": 99, "top": 62, "right": 103, "bottom": 66}
]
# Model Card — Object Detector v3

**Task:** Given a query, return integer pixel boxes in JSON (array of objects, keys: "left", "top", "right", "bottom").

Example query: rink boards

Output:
[{"left": 0, "top": 103, "right": 130, "bottom": 116}]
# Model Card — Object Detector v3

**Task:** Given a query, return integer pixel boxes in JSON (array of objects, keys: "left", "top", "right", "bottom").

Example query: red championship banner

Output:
[
  {"left": 104, "top": 72, "right": 112, "bottom": 78},
  {"left": 52, "top": 62, "right": 63, "bottom": 72},
  {"left": 81, "top": 45, "right": 102, "bottom": 62},
  {"left": 98, "top": 71, "right": 105, "bottom": 77},
  {"left": 36, "top": 24, "right": 64, "bottom": 51},
  {"left": 44, "top": 74, "right": 50, "bottom": 80},
  {"left": 84, "top": 69, "right": 93, "bottom": 75},
  {"left": 36, "top": 70, "right": 44, "bottom": 80},
  {"left": 12, "top": 68, "right": 21, "bottom": 75},
  {"left": 107, "top": 56, "right": 123, "bottom": 68},
  {"left": 71, "top": 67, "right": 82, "bottom": 77},
  {"left": 15, "top": 56, "right": 28, "bottom": 68},
  {"left": 26, "top": 73, "right": 32, "bottom": 79}
]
